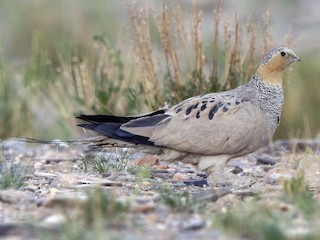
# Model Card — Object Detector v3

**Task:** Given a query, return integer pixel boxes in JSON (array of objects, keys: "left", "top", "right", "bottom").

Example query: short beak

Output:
[{"left": 292, "top": 54, "right": 301, "bottom": 62}]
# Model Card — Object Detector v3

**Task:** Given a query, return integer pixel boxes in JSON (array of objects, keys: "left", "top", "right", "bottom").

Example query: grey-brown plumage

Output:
[{"left": 77, "top": 47, "right": 300, "bottom": 184}]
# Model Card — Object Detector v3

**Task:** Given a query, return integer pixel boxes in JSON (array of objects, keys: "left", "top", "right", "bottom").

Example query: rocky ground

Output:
[{"left": 0, "top": 138, "right": 319, "bottom": 240}]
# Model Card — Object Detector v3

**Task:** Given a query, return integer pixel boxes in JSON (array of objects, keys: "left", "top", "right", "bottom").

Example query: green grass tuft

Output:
[
  {"left": 37, "top": 187, "right": 130, "bottom": 240},
  {"left": 0, "top": 162, "right": 27, "bottom": 190},
  {"left": 80, "top": 149, "right": 132, "bottom": 175},
  {"left": 215, "top": 204, "right": 286, "bottom": 240},
  {"left": 283, "top": 173, "right": 318, "bottom": 217},
  {"left": 158, "top": 187, "right": 195, "bottom": 212}
]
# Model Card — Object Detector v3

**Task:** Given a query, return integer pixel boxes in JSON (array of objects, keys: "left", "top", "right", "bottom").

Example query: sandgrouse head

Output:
[{"left": 257, "top": 47, "right": 301, "bottom": 86}]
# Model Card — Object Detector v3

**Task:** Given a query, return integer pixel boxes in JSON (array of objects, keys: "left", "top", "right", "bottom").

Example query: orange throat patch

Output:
[
  {"left": 256, "top": 53, "right": 290, "bottom": 86},
  {"left": 256, "top": 64, "right": 284, "bottom": 86}
]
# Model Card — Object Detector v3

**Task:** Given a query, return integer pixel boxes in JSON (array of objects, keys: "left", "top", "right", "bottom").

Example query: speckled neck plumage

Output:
[{"left": 244, "top": 74, "right": 284, "bottom": 135}]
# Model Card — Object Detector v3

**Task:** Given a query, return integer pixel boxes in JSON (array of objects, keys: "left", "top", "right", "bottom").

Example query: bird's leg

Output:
[
  {"left": 158, "top": 148, "right": 193, "bottom": 163},
  {"left": 198, "top": 155, "right": 230, "bottom": 172},
  {"left": 198, "top": 155, "right": 234, "bottom": 187}
]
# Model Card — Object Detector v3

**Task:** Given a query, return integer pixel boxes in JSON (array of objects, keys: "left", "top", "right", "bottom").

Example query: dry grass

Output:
[{"left": 124, "top": 0, "right": 279, "bottom": 105}]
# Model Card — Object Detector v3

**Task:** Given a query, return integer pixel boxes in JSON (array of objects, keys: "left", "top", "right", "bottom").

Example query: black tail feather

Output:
[
  {"left": 76, "top": 109, "right": 168, "bottom": 146},
  {"left": 78, "top": 122, "right": 155, "bottom": 146},
  {"left": 77, "top": 115, "right": 133, "bottom": 124},
  {"left": 76, "top": 109, "right": 166, "bottom": 124}
]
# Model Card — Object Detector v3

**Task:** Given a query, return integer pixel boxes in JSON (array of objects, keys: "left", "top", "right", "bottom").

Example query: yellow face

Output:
[{"left": 257, "top": 48, "right": 300, "bottom": 86}]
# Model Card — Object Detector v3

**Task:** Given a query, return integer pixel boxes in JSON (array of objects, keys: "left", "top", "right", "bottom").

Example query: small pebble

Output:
[
  {"left": 266, "top": 173, "right": 292, "bottom": 184},
  {"left": 172, "top": 173, "right": 190, "bottom": 181},
  {"left": 42, "top": 213, "right": 67, "bottom": 226},
  {"left": 257, "top": 156, "right": 279, "bottom": 165},
  {"left": 102, "top": 171, "right": 112, "bottom": 178},
  {"left": 33, "top": 162, "right": 43, "bottom": 171},
  {"left": 231, "top": 166, "right": 243, "bottom": 174},
  {"left": 135, "top": 155, "right": 158, "bottom": 166},
  {"left": 183, "top": 179, "right": 208, "bottom": 187},
  {"left": 131, "top": 200, "right": 156, "bottom": 213},
  {"left": 139, "top": 181, "right": 153, "bottom": 191},
  {"left": 181, "top": 218, "right": 205, "bottom": 230}
]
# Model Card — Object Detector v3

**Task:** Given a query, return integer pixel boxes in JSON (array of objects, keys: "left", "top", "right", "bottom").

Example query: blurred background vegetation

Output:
[{"left": 0, "top": 0, "right": 319, "bottom": 140}]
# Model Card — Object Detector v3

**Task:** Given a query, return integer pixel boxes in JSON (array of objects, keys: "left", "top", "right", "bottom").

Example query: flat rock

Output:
[
  {"left": 34, "top": 171, "right": 58, "bottom": 178},
  {"left": 43, "top": 193, "right": 87, "bottom": 208},
  {"left": 77, "top": 178, "right": 123, "bottom": 187},
  {"left": 0, "top": 189, "right": 34, "bottom": 204},
  {"left": 192, "top": 188, "right": 231, "bottom": 202}
]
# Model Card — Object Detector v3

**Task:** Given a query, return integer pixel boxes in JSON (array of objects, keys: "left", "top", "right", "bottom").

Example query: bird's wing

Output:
[
  {"left": 79, "top": 93, "right": 269, "bottom": 155},
  {"left": 145, "top": 93, "right": 269, "bottom": 155}
]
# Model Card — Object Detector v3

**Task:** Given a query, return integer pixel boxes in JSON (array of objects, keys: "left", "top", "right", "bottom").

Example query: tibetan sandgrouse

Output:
[{"left": 77, "top": 47, "right": 300, "bottom": 185}]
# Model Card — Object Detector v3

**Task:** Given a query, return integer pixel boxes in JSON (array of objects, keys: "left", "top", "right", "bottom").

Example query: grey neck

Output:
[{"left": 247, "top": 74, "right": 284, "bottom": 134}]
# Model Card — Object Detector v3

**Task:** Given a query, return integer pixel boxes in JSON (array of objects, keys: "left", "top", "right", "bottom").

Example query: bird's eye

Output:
[{"left": 280, "top": 51, "right": 286, "bottom": 57}]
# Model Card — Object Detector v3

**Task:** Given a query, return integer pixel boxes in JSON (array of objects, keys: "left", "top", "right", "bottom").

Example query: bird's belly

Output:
[{"left": 170, "top": 115, "right": 270, "bottom": 156}]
